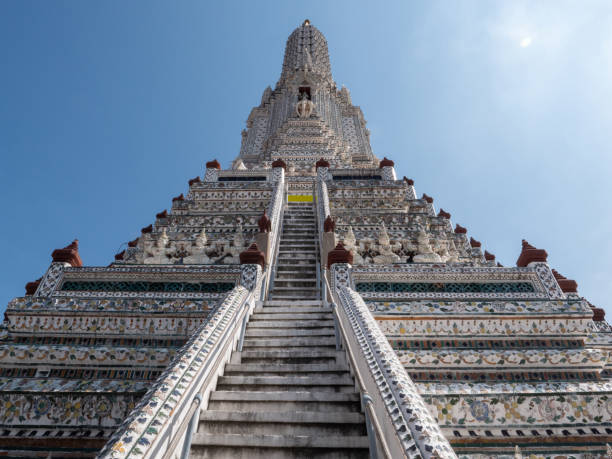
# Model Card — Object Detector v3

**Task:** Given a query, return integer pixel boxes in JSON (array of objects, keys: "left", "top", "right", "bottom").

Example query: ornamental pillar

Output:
[
  {"left": 204, "top": 159, "right": 221, "bottom": 182},
  {"left": 379, "top": 157, "right": 397, "bottom": 180}
]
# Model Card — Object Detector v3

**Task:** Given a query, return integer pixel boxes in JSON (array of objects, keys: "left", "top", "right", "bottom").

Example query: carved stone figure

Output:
[{"left": 413, "top": 228, "right": 442, "bottom": 263}]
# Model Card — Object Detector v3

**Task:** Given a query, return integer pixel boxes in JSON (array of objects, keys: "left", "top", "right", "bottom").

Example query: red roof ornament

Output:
[
  {"left": 114, "top": 250, "right": 125, "bottom": 261},
  {"left": 25, "top": 277, "right": 42, "bottom": 295},
  {"left": 551, "top": 269, "right": 578, "bottom": 293},
  {"left": 141, "top": 224, "right": 153, "bottom": 234},
  {"left": 438, "top": 209, "right": 451, "bottom": 219},
  {"left": 51, "top": 240, "right": 83, "bottom": 267},
  {"left": 484, "top": 251, "right": 495, "bottom": 261},
  {"left": 324, "top": 215, "right": 335, "bottom": 233},
  {"left": 316, "top": 158, "right": 330, "bottom": 169},
  {"left": 205, "top": 159, "right": 221, "bottom": 170},
  {"left": 516, "top": 239, "right": 548, "bottom": 267},
  {"left": 172, "top": 193, "right": 184, "bottom": 202},
  {"left": 257, "top": 210, "right": 271, "bottom": 233},
  {"left": 422, "top": 193, "right": 433, "bottom": 204},
  {"left": 403, "top": 177, "right": 414, "bottom": 186},
  {"left": 454, "top": 224, "right": 467, "bottom": 234},
  {"left": 593, "top": 307, "right": 606, "bottom": 322},
  {"left": 327, "top": 242, "right": 353, "bottom": 269},
  {"left": 239, "top": 243, "right": 265, "bottom": 268},
  {"left": 271, "top": 159, "right": 287, "bottom": 170},
  {"left": 379, "top": 157, "right": 394, "bottom": 168},
  {"left": 188, "top": 176, "right": 201, "bottom": 186},
  {"left": 156, "top": 210, "right": 168, "bottom": 219},
  {"left": 470, "top": 237, "right": 481, "bottom": 248}
]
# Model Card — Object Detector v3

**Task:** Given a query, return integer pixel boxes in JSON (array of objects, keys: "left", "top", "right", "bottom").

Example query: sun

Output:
[{"left": 520, "top": 37, "right": 533, "bottom": 48}]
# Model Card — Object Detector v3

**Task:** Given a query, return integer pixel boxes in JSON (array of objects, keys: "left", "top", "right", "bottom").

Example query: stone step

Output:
[
  {"left": 274, "top": 268, "right": 317, "bottom": 273},
  {"left": 263, "top": 300, "right": 322, "bottom": 307},
  {"left": 199, "top": 409, "right": 365, "bottom": 427},
  {"left": 278, "top": 245, "right": 315, "bottom": 250},
  {"left": 217, "top": 375, "right": 354, "bottom": 387},
  {"left": 273, "top": 275, "right": 317, "bottom": 282},
  {"left": 277, "top": 252, "right": 316, "bottom": 257},
  {"left": 224, "top": 363, "right": 347, "bottom": 374},
  {"left": 190, "top": 433, "right": 370, "bottom": 457},
  {"left": 269, "top": 288, "right": 320, "bottom": 296},
  {"left": 269, "top": 281, "right": 318, "bottom": 289},
  {"left": 258, "top": 306, "right": 326, "bottom": 313},
  {"left": 251, "top": 313, "right": 331, "bottom": 321},
  {"left": 240, "top": 349, "right": 339, "bottom": 359},
  {"left": 277, "top": 256, "right": 317, "bottom": 262},
  {"left": 198, "top": 412, "right": 366, "bottom": 437},
  {"left": 209, "top": 390, "right": 360, "bottom": 405},
  {"left": 243, "top": 336, "right": 335, "bottom": 347},
  {"left": 245, "top": 328, "right": 334, "bottom": 338},
  {"left": 239, "top": 349, "right": 338, "bottom": 364},
  {"left": 278, "top": 243, "right": 316, "bottom": 248},
  {"left": 276, "top": 265, "right": 316, "bottom": 270},
  {"left": 269, "top": 295, "right": 320, "bottom": 301},
  {"left": 283, "top": 225, "right": 317, "bottom": 230}
]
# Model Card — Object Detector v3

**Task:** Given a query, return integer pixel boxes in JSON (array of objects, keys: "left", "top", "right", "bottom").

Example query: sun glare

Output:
[{"left": 520, "top": 37, "right": 533, "bottom": 48}]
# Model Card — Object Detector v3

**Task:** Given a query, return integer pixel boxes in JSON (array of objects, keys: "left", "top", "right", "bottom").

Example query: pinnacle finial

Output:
[{"left": 303, "top": 19, "right": 311, "bottom": 26}]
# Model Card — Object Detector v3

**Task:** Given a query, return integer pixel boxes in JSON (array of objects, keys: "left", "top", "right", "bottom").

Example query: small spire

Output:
[
  {"left": 438, "top": 209, "right": 451, "bottom": 219},
  {"left": 239, "top": 243, "right": 265, "bottom": 268},
  {"left": 51, "top": 239, "right": 83, "bottom": 267},
  {"left": 327, "top": 242, "right": 353, "bottom": 269},
  {"left": 551, "top": 269, "right": 578, "bottom": 293},
  {"left": 206, "top": 159, "right": 221, "bottom": 170},
  {"left": 516, "top": 239, "right": 548, "bottom": 267},
  {"left": 324, "top": 215, "right": 335, "bottom": 233}
]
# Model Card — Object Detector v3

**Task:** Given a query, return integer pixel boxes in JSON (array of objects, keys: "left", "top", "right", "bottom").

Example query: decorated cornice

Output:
[
  {"left": 0, "top": 392, "right": 139, "bottom": 427},
  {"left": 352, "top": 262, "right": 565, "bottom": 300},
  {"left": 0, "top": 377, "right": 149, "bottom": 394},
  {"left": 0, "top": 344, "right": 176, "bottom": 367},
  {"left": 422, "top": 390, "right": 612, "bottom": 428},
  {"left": 398, "top": 348, "right": 607, "bottom": 370},
  {"left": 376, "top": 316, "right": 592, "bottom": 338},
  {"left": 7, "top": 297, "right": 213, "bottom": 315},
  {"left": 367, "top": 299, "right": 593, "bottom": 317},
  {"left": 6, "top": 313, "right": 208, "bottom": 337},
  {"left": 417, "top": 380, "right": 612, "bottom": 395}
]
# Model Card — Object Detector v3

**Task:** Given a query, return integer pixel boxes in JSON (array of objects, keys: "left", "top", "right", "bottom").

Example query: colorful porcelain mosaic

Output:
[
  {"left": 398, "top": 348, "right": 607, "bottom": 370},
  {"left": 367, "top": 299, "right": 592, "bottom": 316}
]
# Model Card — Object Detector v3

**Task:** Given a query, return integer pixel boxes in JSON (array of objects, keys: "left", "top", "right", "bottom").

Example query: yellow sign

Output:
[{"left": 288, "top": 195, "right": 313, "bottom": 202}]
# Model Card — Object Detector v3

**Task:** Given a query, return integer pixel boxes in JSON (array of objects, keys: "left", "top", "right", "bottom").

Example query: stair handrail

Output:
[
  {"left": 97, "top": 265, "right": 265, "bottom": 459},
  {"left": 329, "top": 274, "right": 458, "bottom": 459},
  {"left": 262, "top": 169, "right": 286, "bottom": 300},
  {"left": 321, "top": 270, "right": 391, "bottom": 459}
]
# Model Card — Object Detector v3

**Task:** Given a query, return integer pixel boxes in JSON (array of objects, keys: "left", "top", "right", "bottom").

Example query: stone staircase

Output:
[
  {"left": 269, "top": 201, "right": 320, "bottom": 301},
  {"left": 190, "top": 202, "right": 369, "bottom": 458}
]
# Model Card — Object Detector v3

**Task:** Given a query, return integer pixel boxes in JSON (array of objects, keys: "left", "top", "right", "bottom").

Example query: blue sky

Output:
[{"left": 1, "top": 1, "right": 611, "bottom": 316}]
